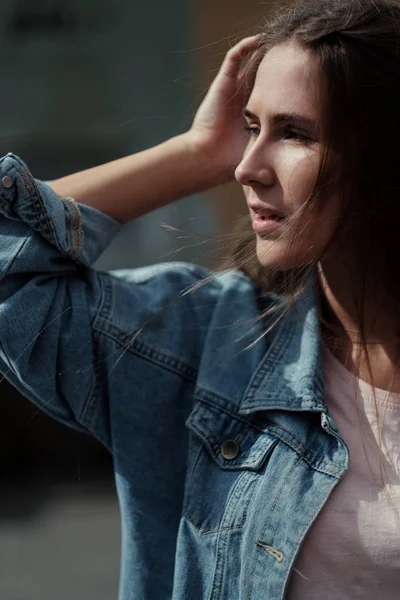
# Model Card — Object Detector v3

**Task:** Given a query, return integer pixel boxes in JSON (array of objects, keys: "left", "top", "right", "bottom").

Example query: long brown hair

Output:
[
  {"left": 234, "top": 0, "right": 400, "bottom": 297},
  {"left": 228, "top": 0, "right": 400, "bottom": 511}
]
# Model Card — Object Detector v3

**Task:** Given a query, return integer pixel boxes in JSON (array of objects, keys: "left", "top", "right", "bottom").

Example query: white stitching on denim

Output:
[{"left": 256, "top": 541, "right": 284, "bottom": 563}]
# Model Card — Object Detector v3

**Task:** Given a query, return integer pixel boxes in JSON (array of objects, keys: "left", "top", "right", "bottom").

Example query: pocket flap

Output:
[{"left": 186, "top": 401, "right": 278, "bottom": 471}]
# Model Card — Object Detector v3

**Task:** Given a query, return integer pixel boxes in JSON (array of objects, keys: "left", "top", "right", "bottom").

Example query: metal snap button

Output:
[
  {"left": 321, "top": 413, "right": 330, "bottom": 431},
  {"left": 221, "top": 439, "right": 240, "bottom": 460},
  {"left": 2, "top": 176, "right": 13, "bottom": 189}
]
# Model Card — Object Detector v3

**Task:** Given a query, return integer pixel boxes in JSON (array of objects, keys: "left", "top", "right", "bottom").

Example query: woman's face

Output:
[{"left": 235, "top": 42, "right": 340, "bottom": 270}]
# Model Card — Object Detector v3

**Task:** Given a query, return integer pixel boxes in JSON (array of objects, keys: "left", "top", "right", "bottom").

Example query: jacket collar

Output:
[{"left": 239, "top": 275, "right": 326, "bottom": 415}]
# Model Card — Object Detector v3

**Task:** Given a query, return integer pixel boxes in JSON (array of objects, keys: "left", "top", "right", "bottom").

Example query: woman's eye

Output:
[
  {"left": 244, "top": 125, "right": 260, "bottom": 136},
  {"left": 283, "top": 128, "right": 315, "bottom": 143},
  {"left": 244, "top": 125, "right": 316, "bottom": 143}
]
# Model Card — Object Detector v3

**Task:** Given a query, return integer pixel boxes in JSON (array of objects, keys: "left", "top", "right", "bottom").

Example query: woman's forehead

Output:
[{"left": 248, "top": 42, "right": 321, "bottom": 122}]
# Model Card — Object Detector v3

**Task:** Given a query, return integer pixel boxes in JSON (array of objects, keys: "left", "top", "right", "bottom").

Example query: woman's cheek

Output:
[{"left": 282, "top": 149, "right": 320, "bottom": 210}]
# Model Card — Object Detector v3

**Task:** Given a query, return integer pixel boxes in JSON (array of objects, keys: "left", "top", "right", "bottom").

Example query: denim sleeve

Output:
[{"left": 0, "top": 153, "right": 123, "bottom": 432}]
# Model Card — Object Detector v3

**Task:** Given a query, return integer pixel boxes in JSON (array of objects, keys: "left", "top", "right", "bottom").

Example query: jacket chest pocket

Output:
[{"left": 184, "top": 400, "right": 278, "bottom": 535}]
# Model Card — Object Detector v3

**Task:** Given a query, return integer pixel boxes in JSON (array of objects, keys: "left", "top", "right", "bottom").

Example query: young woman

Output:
[{"left": 1, "top": 0, "right": 399, "bottom": 597}]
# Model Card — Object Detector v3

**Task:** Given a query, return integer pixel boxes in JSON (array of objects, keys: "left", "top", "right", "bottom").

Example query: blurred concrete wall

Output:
[
  {"left": 0, "top": 1, "right": 279, "bottom": 598},
  {"left": 0, "top": 0, "right": 218, "bottom": 271}
]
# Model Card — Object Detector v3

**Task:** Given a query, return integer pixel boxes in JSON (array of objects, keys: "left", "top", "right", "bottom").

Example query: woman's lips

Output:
[
  {"left": 252, "top": 214, "right": 284, "bottom": 233},
  {"left": 249, "top": 204, "right": 285, "bottom": 234}
]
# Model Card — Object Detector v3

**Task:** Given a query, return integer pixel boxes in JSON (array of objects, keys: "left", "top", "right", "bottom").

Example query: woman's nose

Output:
[{"left": 235, "top": 142, "right": 275, "bottom": 188}]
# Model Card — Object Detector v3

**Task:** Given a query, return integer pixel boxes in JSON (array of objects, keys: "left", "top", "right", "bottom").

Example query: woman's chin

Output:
[
  {"left": 255, "top": 237, "right": 307, "bottom": 271},
  {"left": 255, "top": 238, "right": 288, "bottom": 270}
]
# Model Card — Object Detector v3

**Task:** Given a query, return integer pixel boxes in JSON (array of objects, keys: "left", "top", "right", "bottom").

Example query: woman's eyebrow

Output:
[
  {"left": 243, "top": 108, "right": 318, "bottom": 130},
  {"left": 243, "top": 108, "right": 260, "bottom": 121}
]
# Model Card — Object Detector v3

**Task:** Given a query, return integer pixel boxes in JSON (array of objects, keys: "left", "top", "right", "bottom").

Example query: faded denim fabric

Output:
[{"left": 0, "top": 153, "right": 350, "bottom": 600}]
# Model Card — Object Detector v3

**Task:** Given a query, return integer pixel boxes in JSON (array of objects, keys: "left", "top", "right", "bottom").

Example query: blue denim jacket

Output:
[{"left": 0, "top": 153, "right": 349, "bottom": 600}]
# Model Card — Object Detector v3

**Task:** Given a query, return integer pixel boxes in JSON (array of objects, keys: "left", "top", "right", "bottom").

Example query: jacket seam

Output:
[
  {"left": 190, "top": 397, "right": 343, "bottom": 477},
  {"left": 195, "top": 388, "right": 247, "bottom": 417},
  {"left": 243, "top": 317, "right": 294, "bottom": 406},
  {"left": 68, "top": 197, "right": 83, "bottom": 252},
  {"left": 247, "top": 454, "right": 303, "bottom": 600},
  {"left": 74, "top": 275, "right": 110, "bottom": 441},
  {"left": 61, "top": 197, "right": 83, "bottom": 260},
  {"left": 93, "top": 316, "right": 198, "bottom": 383},
  {"left": 78, "top": 329, "right": 111, "bottom": 449},
  {"left": 267, "top": 424, "right": 343, "bottom": 477},
  {"left": 194, "top": 394, "right": 261, "bottom": 431},
  {"left": 60, "top": 198, "right": 76, "bottom": 259},
  {"left": 0, "top": 194, "right": 10, "bottom": 206},
  {"left": 0, "top": 230, "right": 33, "bottom": 280},
  {"left": 19, "top": 168, "right": 56, "bottom": 245}
]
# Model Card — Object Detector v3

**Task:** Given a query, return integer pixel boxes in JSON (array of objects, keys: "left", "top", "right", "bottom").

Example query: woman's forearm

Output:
[
  {"left": 47, "top": 34, "right": 261, "bottom": 223},
  {"left": 48, "top": 133, "right": 224, "bottom": 224}
]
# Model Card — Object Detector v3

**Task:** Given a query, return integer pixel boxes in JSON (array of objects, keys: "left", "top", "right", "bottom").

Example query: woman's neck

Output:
[{"left": 317, "top": 261, "right": 400, "bottom": 393}]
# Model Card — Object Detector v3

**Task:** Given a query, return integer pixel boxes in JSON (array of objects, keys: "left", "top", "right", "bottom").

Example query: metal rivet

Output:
[
  {"left": 221, "top": 439, "right": 240, "bottom": 460},
  {"left": 321, "top": 414, "right": 329, "bottom": 430},
  {"left": 2, "top": 176, "right": 13, "bottom": 189}
]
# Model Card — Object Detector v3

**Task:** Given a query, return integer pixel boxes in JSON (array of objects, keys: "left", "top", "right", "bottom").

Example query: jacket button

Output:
[
  {"left": 2, "top": 176, "right": 13, "bottom": 189},
  {"left": 221, "top": 439, "right": 240, "bottom": 460}
]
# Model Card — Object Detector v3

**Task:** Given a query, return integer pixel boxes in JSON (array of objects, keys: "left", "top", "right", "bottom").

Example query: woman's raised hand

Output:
[
  {"left": 48, "top": 37, "right": 264, "bottom": 223},
  {"left": 188, "top": 35, "right": 263, "bottom": 182}
]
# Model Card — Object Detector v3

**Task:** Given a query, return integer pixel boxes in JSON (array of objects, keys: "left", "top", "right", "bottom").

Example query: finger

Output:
[{"left": 220, "top": 35, "right": 264, "bottom": 80}]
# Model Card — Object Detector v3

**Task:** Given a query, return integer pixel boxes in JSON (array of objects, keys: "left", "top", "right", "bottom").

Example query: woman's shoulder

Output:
[
  {"left": 95, "top": 262, "right": 273, "bottom": 368},
  {"left": 109, "top": 261, "right": 256, "bottom": 288},
  {"left": 107, "top": 261, "right": 263, "bottom": 310}
]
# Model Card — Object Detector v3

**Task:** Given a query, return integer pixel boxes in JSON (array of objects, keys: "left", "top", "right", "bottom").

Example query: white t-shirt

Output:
[{"left": 286, "top": 344, "right": 400, "bottom": 599}]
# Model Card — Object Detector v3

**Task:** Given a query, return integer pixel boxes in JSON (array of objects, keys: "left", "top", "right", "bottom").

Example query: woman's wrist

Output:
[{"left": 183, "top": 129, "right": 234, "bottom": 188}]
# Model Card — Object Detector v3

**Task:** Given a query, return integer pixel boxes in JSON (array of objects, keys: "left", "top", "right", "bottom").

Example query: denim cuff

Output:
[{"left": 0, "top": 153, "right": 123, "bottom": 266}]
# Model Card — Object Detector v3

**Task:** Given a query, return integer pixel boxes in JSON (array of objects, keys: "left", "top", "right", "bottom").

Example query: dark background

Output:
[{"left": 0, "top": 0, "right": 268, "bottom": 597}]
